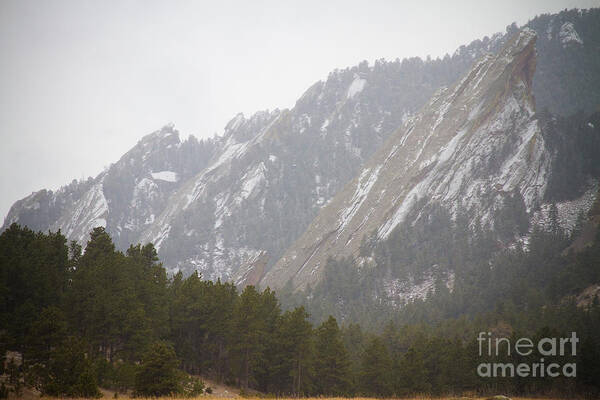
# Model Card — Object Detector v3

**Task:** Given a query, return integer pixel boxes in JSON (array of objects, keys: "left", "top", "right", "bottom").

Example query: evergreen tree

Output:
[
  {"left": 359, "top": 337, "right": 393, "bottom": 397},
  {"left": 38, "top": 337, "right": 100, "bottom": 398},
  {"left": 229, "top": 286, "right": 268, "bottom": 389},
  {"left": 314, "top": 316, "right": 351, "bottom": 395},
  {"left": 134, "top": 341, "right": 180, "bottom": 397},
  {"left": 273, "top": 306, "right": 314, "bottom": 395},
  {"left": 25, "top": 306, "right": 67, "bottom": 368}
]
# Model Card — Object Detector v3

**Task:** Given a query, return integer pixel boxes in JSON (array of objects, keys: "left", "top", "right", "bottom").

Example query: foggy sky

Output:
[{"left": 1, "top": 0, "right": 598, "bottom": 222}]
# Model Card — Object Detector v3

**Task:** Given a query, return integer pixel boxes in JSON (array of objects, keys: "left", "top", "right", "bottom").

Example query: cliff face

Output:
[
  {"left": 3, "top": 10, "right": 600, "bottom": 288},
  {"left": 4, "top": 33, "right": 496, "bottom": 282},
  {"left": 262, "top": 29, "right": 550, "bottom": 291}
]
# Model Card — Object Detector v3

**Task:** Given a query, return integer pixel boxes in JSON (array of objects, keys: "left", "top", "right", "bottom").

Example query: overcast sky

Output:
[{"left": 1, "top": 0, "right": 598, "bottom": 222}]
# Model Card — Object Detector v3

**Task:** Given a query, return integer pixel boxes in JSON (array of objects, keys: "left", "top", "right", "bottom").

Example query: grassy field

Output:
[
  {"left": 7, "top": 391, "right": 572, "bottom": 400},
  {"left": 8, "top": 385, "right": 571, "bottom": 400},
  {"left": 44, "top": 397, "right": 573, "bottom": 400},
  {"left": 44, "top": 392, "right": 578, "bottom": 400}
]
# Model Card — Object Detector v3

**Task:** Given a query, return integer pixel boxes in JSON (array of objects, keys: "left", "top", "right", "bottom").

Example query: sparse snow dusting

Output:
[
  {"left": 53, "top": 181, "right": 109, "bottom": 245},
  {"left": 226, "top": 113, "right": 245, "bottom": 132},
  {"left": 383, "top": 269, "right": 455, "bottom": 306},
  {"left": 559, "top": 22, "right": 583, "bottom": 46},
  {"left": 531, "top": 181, "right": 598, "bottom": 233}
]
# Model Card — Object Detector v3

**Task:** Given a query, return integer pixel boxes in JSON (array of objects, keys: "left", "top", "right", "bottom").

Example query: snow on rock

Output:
[
  {"left": 132, "top": 178, "right": 159, "bottom": 205},
  {"left": 383, "top": 269, "right": 455, "bottom": 307},
  {"left": 174, "top": 245, "right": 263, "bottom": 283},
  {"left": 24, "top": 201, "right": 40, "bottom": 210},
  {"left": 153, "top": 224, "right": 171, "bottom": 251},
  {"left": 138, "top": 109, "right": 285, "bottom": 276},
  {"left": 546, "top": 18, "right": 555, "bottom": 40},
  {"left": 338, "top": 165, "right": 381, "bottom": 235},
  {"left": 264, "top": 28, "right": 545, "bottom": 291},
  {"left": 239, "top": 163, "right": 266, "bottom": 202},
  {"left": 52, "top": 181, "right": 109, "bottom": 245},
  {"left": 122, "top": 178, "right": 161, "bottom": 232},
  {"left": 347, "top": 75, "right": 366, "bottom": 99},
  {"left": 182, "top": 139, "right": 249, "bottom": 210},
  {"left": 559, "top": 22, "right": 583, "bottom": 46},
  {"left": 151, "top": 170, "right": 179, "bottom": 182},
  {"left": 225, "top": 113, "right": 245, "bottom": 132},
  {"left": 531, "top": 180, "right": 598, "bottom": 233}
]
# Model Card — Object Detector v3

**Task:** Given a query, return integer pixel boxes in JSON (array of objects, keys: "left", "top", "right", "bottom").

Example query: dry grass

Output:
[
  {"left": 81, "top": 395, "right": 571, "bottom": 400},
  {"left": 111, "top": 397, "right": 564, "bottom": 400},
  {"left": 7, "top": 387, "right": 570, "bottom": 400}
]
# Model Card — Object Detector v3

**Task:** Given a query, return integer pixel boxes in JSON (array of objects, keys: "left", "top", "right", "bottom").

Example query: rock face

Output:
[
  {"left": 2, "top": 9, "right": 600, "bottom": 287},
  {"left": 262, "top": 29, "right": 549, "bottom": 291},
  {"left": 4, "top": 30, "right": 499, "bottom": 281},
  {"left": 3, "top": 125, "right": 217, "bottom": 249},
  {"left": 133, "top": 64, "right": 430, "bottom": 283},
  {"left": 4, "top": 57, "right": 463, "bottom": 283}
]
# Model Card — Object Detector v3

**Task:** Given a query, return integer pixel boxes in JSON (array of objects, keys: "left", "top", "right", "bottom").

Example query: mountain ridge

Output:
[
  {"left": 3, "top": 9, "right": 600, "bottom": 289},
  {"left": 261, "top": 28, "right": 548, "bottom": 291}
]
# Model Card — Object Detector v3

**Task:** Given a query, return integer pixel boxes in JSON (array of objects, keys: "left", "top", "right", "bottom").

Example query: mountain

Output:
[
  {"left": 3, "top": 8, "right": 600, "bottom": 288},
  {"left": 263, "top": 28, "right": 547, "bottom": 290},
  {"left": 0, "top": 27, "right": 496, "bottom": 282},
  {"left": 3, "top": 125, "right": 217, "bottom": 248}
]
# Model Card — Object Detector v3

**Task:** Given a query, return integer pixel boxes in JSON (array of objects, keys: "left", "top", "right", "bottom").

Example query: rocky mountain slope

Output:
[
  {"left": 263, "top": 29, "right": 549, "bottom": 290},
  {"left": 3, "top": 125, "right": 217, "bottom": 249},
  {"left": 2, "top": 29, "right": 496, "bottom": 281},
  {"left": 3, "top": 9, "right": 599, "bottom": 287}
]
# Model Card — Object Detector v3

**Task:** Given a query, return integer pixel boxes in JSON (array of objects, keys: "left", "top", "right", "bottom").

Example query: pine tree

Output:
[
  {"left": 169, "top": 272, "right": 212, "bottom": 373},
  {"left": 41, "top": 337, "right": 100, "bottom": 398},
  {"left": 273, "top": 306, "right": 314, "bottom": 395},
  {"left": 314, "top": 316, "right": 351, "bottom": 396},
  {"left": 134, "top": 341, "right": 180, "bottom": 397},
  {"left": 229, "top": 286, "right": 267, "bottom": 389},
  {"left": 359, "top": 337, "right": 393, "bottom": 397},
  {"left": 395, "top": 346, "right": 430, "bottom": 395},
  {"left": 25, "top": 306, "right": 67, "bottom": 367}
]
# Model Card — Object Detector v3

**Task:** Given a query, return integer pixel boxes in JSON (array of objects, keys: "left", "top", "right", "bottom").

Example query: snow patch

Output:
[
  {"left": 346, "top": 75, "right": 366, "bottom": 99},
  {"left": 151, "top": 170, "right": 178, "bottom": 182},
  {"left": 239, "top": 163, "right": 266, "bottom": 202}
]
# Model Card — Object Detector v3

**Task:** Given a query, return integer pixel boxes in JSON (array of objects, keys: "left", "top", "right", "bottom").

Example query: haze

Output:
[{"left": 1, "top": 0, "right": 598, "bottom": 222}]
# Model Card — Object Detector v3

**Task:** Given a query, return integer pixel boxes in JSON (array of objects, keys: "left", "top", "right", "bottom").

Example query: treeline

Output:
[
  {"left": 2, "top": 218, "right": 600, "bottom": 398},
  {"left": 0, "top": 225, "right": 350, "bottom": 397},
  {"left": 280, "top": 109, "right": 600, "bottom": 330},
  {"left": 280, "top": 193, "right": 600, "bottom": 396},
  {"left": 292, "top": 195, "right": 600, "bottom": 329}
]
